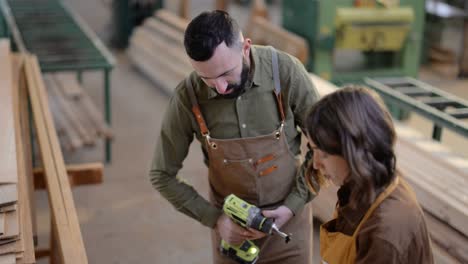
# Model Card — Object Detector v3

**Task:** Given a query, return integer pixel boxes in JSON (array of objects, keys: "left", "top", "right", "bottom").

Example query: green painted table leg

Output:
[
  {"left": 77, "top": 70, "right": 83, "bottom": 84},
  {"left": 104, "top": 69, "right": 112, "bottom": 163},
  {"left": 432, "top": 125, "right": 442, "bottom": 141}
]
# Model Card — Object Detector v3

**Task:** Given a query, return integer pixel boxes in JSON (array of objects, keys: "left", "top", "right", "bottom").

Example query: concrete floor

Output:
[{"left": 32, "top": 1, "right": 468, "bottom": 263}]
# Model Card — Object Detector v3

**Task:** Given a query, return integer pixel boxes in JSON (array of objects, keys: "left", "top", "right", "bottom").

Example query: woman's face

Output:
[{"left": 307, "top": 137, "right": 350, "bottom": 186}]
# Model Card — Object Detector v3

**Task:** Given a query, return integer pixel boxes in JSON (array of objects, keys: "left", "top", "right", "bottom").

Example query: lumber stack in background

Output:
[
  {"left": 43, "top": 73, "right": 113, "bottom": 153},
  {"left": 128, "top": 9, "right": 310, "bottom": 93},
  {"left": 128, "top": 9, "right": 191, "bottom": 94},
  {"left": 310, "top": 74, "right": 468, "bottom": 264},
  {"left": 245, "top": 15, "right": 309, "bottom": 64}
]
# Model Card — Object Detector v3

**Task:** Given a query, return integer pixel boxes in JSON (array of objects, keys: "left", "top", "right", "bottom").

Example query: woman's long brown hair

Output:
[{"left": 305, "top": 86, "right": 396, "bottom": 209}]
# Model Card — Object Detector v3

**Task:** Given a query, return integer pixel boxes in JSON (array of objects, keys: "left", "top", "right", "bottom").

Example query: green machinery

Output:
[
  {"left": 282, "top": 1, "right": 468, "bottom": 142},
  {"left": 283, "top": 0, "right": 425, "bottom": 83}
]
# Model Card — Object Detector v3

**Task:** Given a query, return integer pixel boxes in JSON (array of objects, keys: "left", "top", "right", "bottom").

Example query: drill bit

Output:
[{"left": 271, "top": 224, "right": 291, "bottom": 243}]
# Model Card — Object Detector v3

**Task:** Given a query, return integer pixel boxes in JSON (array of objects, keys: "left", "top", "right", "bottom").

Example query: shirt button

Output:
[
  {"left": 242, "top": 124, "right": 247, "bottom": 129},
  {"left": 238, "top": 96, "right": 242, "bottom": 100}
]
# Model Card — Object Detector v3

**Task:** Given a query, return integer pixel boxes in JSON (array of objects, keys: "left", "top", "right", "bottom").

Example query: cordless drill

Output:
[{"left": 220, "top": 194, "right": 291, "bottom": 264}]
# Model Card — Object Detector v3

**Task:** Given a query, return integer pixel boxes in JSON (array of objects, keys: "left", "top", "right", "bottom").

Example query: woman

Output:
[{"left": 304, "top": 86, "right": 433, "bottom": 263}]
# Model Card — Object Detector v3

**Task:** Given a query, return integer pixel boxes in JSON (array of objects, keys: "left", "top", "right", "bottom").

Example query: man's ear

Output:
[{"left": 243, "top": 38, "right": 252, "bottom": 58}]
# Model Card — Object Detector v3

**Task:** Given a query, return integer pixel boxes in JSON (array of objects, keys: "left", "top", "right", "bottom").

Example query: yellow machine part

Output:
[{"left": 335, "top": 7, "right": 414, "bottom": 51}]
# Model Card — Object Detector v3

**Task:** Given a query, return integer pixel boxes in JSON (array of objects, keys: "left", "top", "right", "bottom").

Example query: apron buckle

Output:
[{"left": 205, "top": 134, "right": 218, "bottom": 149}]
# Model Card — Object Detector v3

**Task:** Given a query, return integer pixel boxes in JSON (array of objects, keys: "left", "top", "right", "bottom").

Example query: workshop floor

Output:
[{"left": 33, "top": 1, "right": 468, "bottom": 263}]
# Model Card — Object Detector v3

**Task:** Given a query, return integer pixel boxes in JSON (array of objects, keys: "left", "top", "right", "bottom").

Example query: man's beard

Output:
[{"left": 217, "top": 60, "right": 250, "bottom": 99}]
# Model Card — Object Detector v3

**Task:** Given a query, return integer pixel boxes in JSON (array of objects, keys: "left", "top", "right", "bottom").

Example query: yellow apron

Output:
[{"left": 319, "top": 177, "right": 399, "bottom": 264}]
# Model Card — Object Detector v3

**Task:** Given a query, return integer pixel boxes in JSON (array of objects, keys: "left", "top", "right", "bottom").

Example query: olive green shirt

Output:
[{"left": 149, "top": 45, "right": 319, "bottom": 228}]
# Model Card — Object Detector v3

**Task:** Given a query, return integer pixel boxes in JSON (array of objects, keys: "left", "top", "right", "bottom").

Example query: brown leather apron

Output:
[
  {"left": 187, "top": 48, "right": 312, "bottom": 264},
  {"left": 320, "top": 177, "right": 400, "bottom": 264}
]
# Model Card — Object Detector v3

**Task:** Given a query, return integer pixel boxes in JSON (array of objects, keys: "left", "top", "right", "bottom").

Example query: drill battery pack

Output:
[{"left": 220, "top": 239, "right": 259, "bottom": 264}]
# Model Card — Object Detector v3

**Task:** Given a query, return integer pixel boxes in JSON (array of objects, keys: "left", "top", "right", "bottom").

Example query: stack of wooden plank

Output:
[
  {"left": 429, "top": 45, "right": 460, "bottom": 78},
  {"left": 128, "top": 9, "right": 309, "bottom": 93},
  {"left": 1, "top": 38, "right": 104, "bottom": 263},
  {"left": 309, "top": 74, "right": 468, "bottom": 264},
  {"left": 43, "top": 73, "right": 113, "bottom": 152},
  {"left": 128, "top": 9, "right": 191, "bottom": 94},
  {"left": 0, "top": 40, "right": 35, "bottom": 264},
  {"left": 246, "top": 15, "right": 309, "bottom": 64}
]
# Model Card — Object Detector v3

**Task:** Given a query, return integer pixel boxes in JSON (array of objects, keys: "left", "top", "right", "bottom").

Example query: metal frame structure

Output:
[{"left": 0, "top": 0, "right": 115, "bottom": 162}]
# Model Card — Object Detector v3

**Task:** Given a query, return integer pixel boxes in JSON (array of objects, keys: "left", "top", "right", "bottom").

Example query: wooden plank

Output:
[
  {"left": 15, "top": 55, "right": 38, "bottom": 242},
  {"left": 250, "top": 0, "right": 268, "bottom": 19},
  {"left": 0, "top": 213, "right": 4, "bottom": 236},
  {"left": 0, "top": 254, "right": 15, "bottom": 264},
  {"left": 154, "top": 9, "right": 189, "bottom": 33},
  {"left": 128, "top": 48, "right": 178, "bottom": 93},
  {"left": 0, "top": 185, "right": 16, "bottom": 207},
  {"left": 30, "top": 55, "right": 88, "bottom": 263},
  {"left": 12, "top": 54, "right": 35, "bottom": 263},
  {"left": 0, "top": 210, "right": 18, "bottom": 240},
  {"left": 144, "top": 18, "right": 185, "bottom": 45},
  {"left": 46, "top": 71, "right": 95, "bottom": 146},
  {"left": 52, "top": 74, "right": 113, "bottom": 139},
  {"left": 137, "top": 27, "right": 192, "bottom": 71},
  {"left": 25, "top": 55, "right": 87, "bottom": 263},
  {"left": 178, "top": 0, "right": 189, "bottom": 20},
  {"left": 128, "top": 41, "right": 185, "bottom": 93},
  {"left": 460, "top": 20, "right": 468, "bottom": 76},
  {"left": 132, "top": 31, "right": 190, "bottom": 79},
  {"left": 215, "top": 0, "right": 228, "bottom": 10},
  {"left": 432, "top": 242, "right": 462, "bottom": 264},
  {"left": 0, "top": 238, "right": 16, "bottom": 255},
  {"left": 247, "top": 16, "right": 309, "bottom": 64},
  {"left": 0, "top": 40, "right": 18, "bottom": 184},
  {"left": 52, "top": 73, "right": 83, "bottom": 100},
  {"left": 425, "top": 211, "right": 468, "bottom": 263},
  {"left": 0, "top": 206, "right": 15, "bottom": 213},
  {"left": 78, "top": 90, "right": 113, "bottom": 139},
  {"left": 33, "top": 162, "right": 103, "bottom": 189},
  {"left": 44, "top": 76, "right": 83, "bottom": 151}
]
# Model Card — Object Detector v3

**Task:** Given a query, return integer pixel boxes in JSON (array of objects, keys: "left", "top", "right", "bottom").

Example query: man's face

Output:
[{"left": 190, "top": 40, "right": 251, "bottom": 97}]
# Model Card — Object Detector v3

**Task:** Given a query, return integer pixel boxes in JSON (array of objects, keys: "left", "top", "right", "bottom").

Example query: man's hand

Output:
[
  {"left": 215, "top": 213, "right": 261, "bottom": 245},
  {"left": 262, "top": 205, "right": 293, "bottom": 229}
]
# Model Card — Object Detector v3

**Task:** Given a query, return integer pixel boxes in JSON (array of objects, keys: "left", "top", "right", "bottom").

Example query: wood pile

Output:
[
  {"left": 246, "top": 15, "right": 309, "bottom": 64},
  {"left": 43, "top": 73, "right": 113, "bottom": 153},
  {"left": 428, "top": 45, "right": 460, "bottom": 78},
  {"left": 1, "top": 38, "right": 104, "bottom": 263},
  {"left": 0, "top": 40, "right": 35, "bottom": 264},
  {"left": 310, "top": 74, "right": 468, "bottom": 264},
  {"left": 128, "top": 9, "right": 309, "bottom": 93},
  {"left": 128, "top": 9, "right": 191, "bottom": 94}
]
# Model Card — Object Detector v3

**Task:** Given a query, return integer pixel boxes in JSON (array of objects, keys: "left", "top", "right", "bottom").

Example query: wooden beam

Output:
[
  {"left": 0, "top": 40, "right": 18, "bottom": 184},
  {"left": 33, "top": 163, "right": 103, "bottom": 190},
  {"left": 25, "top": 55, "right": 88, "bottom": 263},
  {"left": 144, "top": 17, "right": 185, "bottom": 45},
  {"left": 247, "top": 16, "right": 309, "bottom": 64},
  {"left": 178, "top": 0, "right": 189, "bottom": 20},
  {"left": 154, "top": 9, "right": 189, "bottom": 33},
  {"left": 16, "top": 54, "right": 38, "bottom": 248},
  {"left": 45, "top": 74, "right": 95, "bottom": 146},
  {"left": 43, "top": 75, "right": 83, "bottom": 151}
]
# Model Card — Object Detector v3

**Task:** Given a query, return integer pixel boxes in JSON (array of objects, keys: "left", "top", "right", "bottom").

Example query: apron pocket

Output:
[{"left": 259, "top": 165, "right": 278, "bottom": 177}]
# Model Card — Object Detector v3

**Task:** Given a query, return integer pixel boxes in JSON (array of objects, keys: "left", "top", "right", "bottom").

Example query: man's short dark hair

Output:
[{"left": 184, "top": 10, "right": 241, "bottom": 61}]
